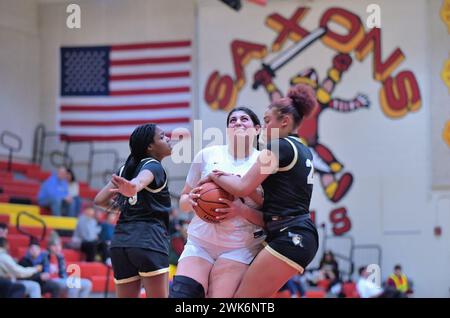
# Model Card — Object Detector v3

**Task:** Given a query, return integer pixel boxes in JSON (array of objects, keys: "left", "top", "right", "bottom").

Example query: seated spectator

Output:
[
  {"left": 19, "top": 238, "right": 62, "bottom": 298},
  {"left": 280, "top": 274, "right": 307, "bottom": 298},
  {"left": 0, "top": 237, "right": 42, "bottom": 298},
  {"left": 99, "top": 213, "right": 116, "bottom": 244},
  {"left": 356, "top": 266, "right": 383, "bottom": 298},
  {"left": 47, "top": 240, "right": 92, "bottom": 298},
  {"left": 72, "top": 207, "right": 109, "bottom": 263},
  {"left": 386, "top": 264, "right": 413, "bottom": 296},
  {"left": 357, "top": 265, "right": 407, "bottom": 298},
  {"left": 318, "top": 250, "right": 341, "bottom": 295},
  {"left": 0, "top": 222, "right": 7, "bottom": 238},
  {"left": 38, "top": 167, "right": 77, "bottom": 217},
  {"left": 66, "top": 168, "right": 82, "bottom": 217}
]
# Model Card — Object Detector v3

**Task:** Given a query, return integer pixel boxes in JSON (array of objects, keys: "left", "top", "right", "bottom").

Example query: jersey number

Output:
[{"left": 306, "top": 159, "right": 314, "bottom": 185}]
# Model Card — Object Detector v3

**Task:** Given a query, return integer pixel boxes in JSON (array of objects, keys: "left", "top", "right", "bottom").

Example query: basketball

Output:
[{"left": 193, "top": 182, "right": 234, "bottom": 223}]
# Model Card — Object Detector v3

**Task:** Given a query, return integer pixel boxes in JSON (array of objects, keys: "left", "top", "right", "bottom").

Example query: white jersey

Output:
[{"left": 186, "top": 145, "right": 264, "bottom": 248}]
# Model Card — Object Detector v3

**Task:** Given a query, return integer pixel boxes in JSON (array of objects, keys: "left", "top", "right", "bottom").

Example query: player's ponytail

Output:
[
  {"left": 270, "top": 83, "right": 318, "bottom": 128},
  {"left": 287, "top": 84, "right": 317, "bottom": 124}
]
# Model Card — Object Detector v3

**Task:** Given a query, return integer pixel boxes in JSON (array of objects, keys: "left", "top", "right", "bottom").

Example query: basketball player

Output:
[
  {"left": 169, "top": 107, "right": 266, "bottom": 298},
  {"left": 94, "top": 124, "right": 172, "bottom": 298},
  {"left": 200, "top": 84, "right": 319, "bottom": 297}
]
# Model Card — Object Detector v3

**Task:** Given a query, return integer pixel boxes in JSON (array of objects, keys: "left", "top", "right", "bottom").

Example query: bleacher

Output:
[{"left": 0, "top": 159, "right": 116, "bottom": 296}]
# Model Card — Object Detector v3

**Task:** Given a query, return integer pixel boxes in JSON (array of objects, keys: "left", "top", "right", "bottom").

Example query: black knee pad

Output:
[{"left": 169, "top": 275, "right": 205, "bottom": 298}]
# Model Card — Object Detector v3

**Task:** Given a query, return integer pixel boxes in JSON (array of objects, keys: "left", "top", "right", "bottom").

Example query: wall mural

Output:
[{"left": 203, "top": 6, "right": 422, "bottom": 235}]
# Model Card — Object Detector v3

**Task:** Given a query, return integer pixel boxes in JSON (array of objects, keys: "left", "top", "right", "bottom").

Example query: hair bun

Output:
[{"left": 287, "top": 84, "right": 318, "bottom": 118}]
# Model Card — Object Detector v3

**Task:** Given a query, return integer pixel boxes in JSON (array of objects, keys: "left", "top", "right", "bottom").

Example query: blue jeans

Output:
[
  {"left": 68, "top": 196, "right": 82, "bottom": 217},
  {"left": 39, "top": 197, "right": 81, "bottom": 217}
]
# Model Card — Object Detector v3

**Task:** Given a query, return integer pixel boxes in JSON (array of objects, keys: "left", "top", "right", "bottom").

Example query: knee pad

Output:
[{"left": 169, "top": 275, "right": 205, "bottom": 298}]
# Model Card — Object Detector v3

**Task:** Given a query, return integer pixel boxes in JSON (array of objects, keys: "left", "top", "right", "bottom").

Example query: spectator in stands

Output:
[
  {"left": 386, "top": 264, "right": 412, "bottom": 296},
  {"left": 66, "top": 168, "right": 82, "bottom": 217},
  {"left": 319, "top": 250, "right": 341, "bottom": 295},
  {"left": 19, "top": 238, "right": 62, "bottom": 298},
  {"left": 47, "top": 240, "right": 92, "bottom": 298},
  {"left": 356, "top": 266, "right": 383, "bottom": 298},
  {"left": 0, "top": 237, "right": 42, "bottom": 298},
  {"left": 38, "top": 167, "right": 77, "bottom": 217},
  {"left": 280, "top": 274, "right": 307, "bottom": 298},
  {"left": 72, "top": 207, "right": 109, "bottom": 263},
  {"left": 98, "top": 212, "right": 115, "bottom": 266},
  {"left": 99, "top": 213, "right": 116, "bottom": 244},
  {"left": 0, "top": 222, "right": 7, "bottom": 238}
]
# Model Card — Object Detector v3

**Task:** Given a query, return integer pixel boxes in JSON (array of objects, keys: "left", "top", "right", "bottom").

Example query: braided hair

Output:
[{"left": 112, "top": 123, "right": 157, "bottom": 209}]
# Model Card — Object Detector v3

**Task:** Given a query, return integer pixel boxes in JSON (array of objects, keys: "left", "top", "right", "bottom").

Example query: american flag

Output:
[{"left": 59, "top": 40, "right": 192, "bottom": 142}]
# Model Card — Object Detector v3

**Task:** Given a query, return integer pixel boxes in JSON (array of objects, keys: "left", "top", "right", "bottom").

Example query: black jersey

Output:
[
  {"left": 262, "top": 135, "right": 314, "bottom": 219},
  {"left": 110, "top": 157, "right": 171, "bottom": 254}
]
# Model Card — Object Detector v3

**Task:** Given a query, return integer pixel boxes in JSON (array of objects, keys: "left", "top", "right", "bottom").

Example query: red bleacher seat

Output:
[
  {"left": 25, "top": 169, "right": 51, "bottom": 182},
  {"left": 7, "top": 234, "right": 30, "bottom": 258},
  {"left": 0, "top": 214, "right": 10, "bottom": 224},
  {"left": 0, "top": 161, "right": 40, "bottom": 174},
  {"left": 317, "top": 279, "right": 331, "bottom": 290},
  {"left": 62, "top": 249, "right": 82, "bottom": 262},
  {"left": 305, "top": 290, "right": 326, "bottom": 298},
  {"left": 0, "top": 193, "right": 10, "bottom": 203},
  {"left": 273, "top": 290, "right": 292, "bottom": 298},
  {"left": 342, "top": 282, "right": 360, "bottom": 298},
  {"left": 0, "top": 183, "right": 39, "bottom": 198},
  {"left": 90, "top": 275, "right": 115, "bottom": 293},
  {"left": 67, "top": 261, "right": 109, "bottom": 279},
  {"left": 0, "top": 170, "right": 14, "bottom": 180},
  {"left": 16, "top": 246, "right": 29, "bottom": 259},
  {"left": 8, "top": 226, "right": 50, "bottom": 239}
]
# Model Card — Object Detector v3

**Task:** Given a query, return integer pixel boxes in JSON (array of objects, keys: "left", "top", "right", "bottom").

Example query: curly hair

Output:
[{"left": 270, "top": 83, "right": 318, "bottom": 128}]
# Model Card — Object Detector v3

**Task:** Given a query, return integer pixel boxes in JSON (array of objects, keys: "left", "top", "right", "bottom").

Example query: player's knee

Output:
[{"left": 169, "top": 275, "right": 205, "bottom": 298}]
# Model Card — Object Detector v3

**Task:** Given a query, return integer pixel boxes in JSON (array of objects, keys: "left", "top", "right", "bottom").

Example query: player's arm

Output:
[
  {"left": 179, "top": 150, "right": 204, "bottom": 213},
  {"left": 215, "top": 198, "right": 265, "bottom": 227},
  {"left": 241, "top": 205, "right": 265, "bottom": 227},
  {"left": 109, "top": 170, "right": 154, "bottom": 197},
  {"left": 247, "top": 187, "right": 264, "bottom": 208},
  {"left": 179, "top": 183, "right": 202, "bottom": 213},
  {"left": 200, "top": 149, "right": 278, "bottom": 197},
  {"left": 94, "top": 181, "right": 117, "bottom": 208}
]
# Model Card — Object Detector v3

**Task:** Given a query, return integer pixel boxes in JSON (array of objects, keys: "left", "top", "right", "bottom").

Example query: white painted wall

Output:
[{"left": 0, "top": 0, "right": 40, "bottom": 159}]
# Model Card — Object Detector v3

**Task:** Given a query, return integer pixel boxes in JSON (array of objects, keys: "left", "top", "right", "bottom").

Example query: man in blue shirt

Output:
[
  {"left": 19, "top": 238, "right": 62, "bottom": 298},
  {"left": 38, "top": 167, "right": 74, "bottom": 217}
]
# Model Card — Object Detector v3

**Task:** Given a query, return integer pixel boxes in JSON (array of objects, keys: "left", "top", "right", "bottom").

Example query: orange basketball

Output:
[{"left": 193, "top": 182, "right": 234, "bottom": 223}]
